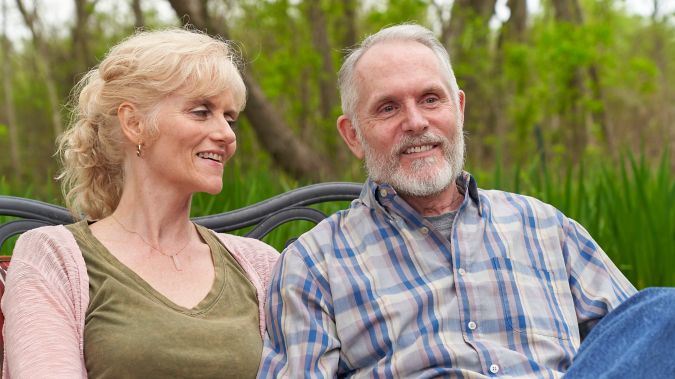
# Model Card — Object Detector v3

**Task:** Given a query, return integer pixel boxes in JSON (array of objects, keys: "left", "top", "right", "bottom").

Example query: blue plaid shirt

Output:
[{"left": 259, "top": 173, "right": 636, "bottom": 378}]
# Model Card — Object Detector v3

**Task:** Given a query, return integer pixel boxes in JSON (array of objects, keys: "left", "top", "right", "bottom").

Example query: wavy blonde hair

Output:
[{"left": 57, "top": 28, "right": 246, "bottom": 220}]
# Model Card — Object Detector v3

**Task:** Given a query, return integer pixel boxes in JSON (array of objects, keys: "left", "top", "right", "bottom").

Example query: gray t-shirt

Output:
[{"left": 425, "top": 211, "right": 458, "bottom": 241}]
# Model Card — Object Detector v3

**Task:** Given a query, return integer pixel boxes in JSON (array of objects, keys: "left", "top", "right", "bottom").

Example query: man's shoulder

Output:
[
  {"left": 285, "top": 202, "right": 368, "bottom": 254},
  {"left": 477, "top": 188, "right": 562, "bottom": 218}
]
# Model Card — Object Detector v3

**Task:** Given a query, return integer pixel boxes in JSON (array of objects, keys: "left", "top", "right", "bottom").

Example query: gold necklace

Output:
[{"left": 111, "top": 215, "right": 190, "bottom": 271}]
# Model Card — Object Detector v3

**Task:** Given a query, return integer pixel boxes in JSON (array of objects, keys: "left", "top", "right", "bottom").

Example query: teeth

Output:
[
  {"left": 404, "top": 145, "right": 433, "bottom": 154},
  {"left": 197, "top": 152, "right": 223, "bottom": 162}
]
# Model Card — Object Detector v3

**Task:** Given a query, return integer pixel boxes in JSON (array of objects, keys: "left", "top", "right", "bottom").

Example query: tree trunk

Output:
[
  {"left": 305, "top": 0, "right": 337, "bottom": 121},
  {"left": 2, "top": 0, "right": 21, "bottom": 181},
  {"left": 587, "top": 65, "right": 614, "bottom": 154},
  {"left": 305, "top": 0, "right": 347, "bottom": 163},
  {"left": 131, "top": 0, "right": 145, "bottom": 29},
  {"left": 551, "top": 0, "right": 582, "bottom": 23},
  {"left": 504, "top": 0, "right": 527, "bottom": 41},
  {"left": 16, "top": 0, "right": 63, "bottom": 138},
  {"left": 338, "top": 0, "right": 357, "bottom": 48},
  {"left": 167, "top": 0, "right": 331, "bottom": 181},
  {"left": 492, "top": 0, "right": 528, "bottom": 165},
  {"left": 551, "top": 0, "right": 592, "bottom": 162},
  {"left": 445, "top": 0, "right": 497, "bottom": 166},
  {"left": 72, "top": 0, "right": 96, "bottom": 76},
  {"left": 649, "top": 0, "right": 673, "bottom": 165},
  {"left": 446, "top": 0, "right": 496, "bottom": 50}
]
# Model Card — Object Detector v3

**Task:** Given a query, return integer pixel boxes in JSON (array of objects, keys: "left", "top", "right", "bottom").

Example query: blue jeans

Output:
[{"left": 565, "top": 287, "right": 675, "bottom": 378}]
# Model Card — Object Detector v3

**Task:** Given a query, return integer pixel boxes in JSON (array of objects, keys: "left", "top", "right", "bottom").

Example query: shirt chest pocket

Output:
[{"left": 489, "top": 251, "right": 577, "bottom": 343}]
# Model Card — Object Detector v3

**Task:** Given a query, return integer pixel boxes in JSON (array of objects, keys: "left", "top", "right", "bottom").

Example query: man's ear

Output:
[
  {"left": 117, "top": 102, "right": 143, "bottom": 144},
  {"left": 457, "top": 89, "right": 466, "bottom": 129},
  {"left": 337, "top": 115, "right": 364, "bottom": 160}
]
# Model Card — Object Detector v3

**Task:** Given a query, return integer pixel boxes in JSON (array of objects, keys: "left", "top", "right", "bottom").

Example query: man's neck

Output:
[{"left": 398, "top": 184, "right": 464, "bottom": 217}]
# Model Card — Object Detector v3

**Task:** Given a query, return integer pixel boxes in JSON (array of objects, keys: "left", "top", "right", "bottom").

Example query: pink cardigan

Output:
[{"left": 1, "top": 225, "right": 279, "bottom": 378}]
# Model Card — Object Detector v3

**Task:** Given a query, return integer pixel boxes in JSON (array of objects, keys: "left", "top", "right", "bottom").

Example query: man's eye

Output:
[
  {"left": 382, "top": 105, "right": 395, "bottom": 113},
  {"left": 423, "top": 96, "right": 438, "bottom": 104}
]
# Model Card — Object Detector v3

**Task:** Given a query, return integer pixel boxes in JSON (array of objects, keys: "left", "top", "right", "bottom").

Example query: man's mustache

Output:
[{"left": 393, "top": 133, "right": 449, "bottom": 155}]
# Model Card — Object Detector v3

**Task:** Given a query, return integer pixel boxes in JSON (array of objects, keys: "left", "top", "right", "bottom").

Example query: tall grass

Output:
[
  {"left": 2, "top": 151, "right": 673, "bottom": 288},
  {"left": 473, "top": 150, "right": 675, "bottom": 288}
]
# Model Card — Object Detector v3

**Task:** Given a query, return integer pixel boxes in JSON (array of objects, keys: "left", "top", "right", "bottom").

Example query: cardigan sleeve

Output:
[
  {"left": 213, "top": 232, "right": 280, "bottom": 337},
  {"left": 2, "top": 226, "right": 88, "bottom": 379}
]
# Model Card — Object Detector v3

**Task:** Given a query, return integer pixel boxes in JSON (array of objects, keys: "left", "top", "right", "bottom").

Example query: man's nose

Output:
[{"left": 402, "top": 104, "right": 428, "bottom": 133}]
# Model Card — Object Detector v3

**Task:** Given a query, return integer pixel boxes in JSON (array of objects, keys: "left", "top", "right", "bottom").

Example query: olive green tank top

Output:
[{"left": 67, "top": 221, "right": 262, "bottom": 379}]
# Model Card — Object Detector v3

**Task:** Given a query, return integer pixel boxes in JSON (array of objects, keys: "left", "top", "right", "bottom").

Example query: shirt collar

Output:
[{"left": 359, "top": 171, "right": 482, "bottom": 218}]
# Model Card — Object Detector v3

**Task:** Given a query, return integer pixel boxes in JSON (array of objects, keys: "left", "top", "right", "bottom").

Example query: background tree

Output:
[
  {"left": 15, "top": 0, "right": 64, "bottom": 138},
  {"left": 0, "top": 0, "right": 673, "bottom": 192},
  {"left": 72, "top": 0, "right": 96, "bottom": 75},
  {"left": 0, "top": 0, "right": 673, "bottom": 286},
  {"left": 131, "top": 0, "right": 144, "bottom": 29},
  {"left": 1, "top": 0, "right": 21, "bottom": 181},
  {"left": 166, "top": 0, "right": 333, "bottom": 181}
]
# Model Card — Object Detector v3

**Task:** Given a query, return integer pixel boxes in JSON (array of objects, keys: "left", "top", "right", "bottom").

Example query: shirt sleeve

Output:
[
  {"left": 257, "top": 245, "right": 341, "bottom": 378},
  {"left": 562, "top": 217, "right": 637, "bottom": 337},
  {"left": 2, "top": 231, "right": 87, "bottom": 379}
]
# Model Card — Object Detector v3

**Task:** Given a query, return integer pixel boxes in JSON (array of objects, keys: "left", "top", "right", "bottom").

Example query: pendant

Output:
[{"left": 171, "top": 255, "right": 182, "bottom": 271}]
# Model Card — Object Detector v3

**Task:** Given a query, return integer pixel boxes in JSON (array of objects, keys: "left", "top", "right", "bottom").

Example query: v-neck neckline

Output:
[{"left": 74, "top": 220, "right": 228, "bottom": 315}]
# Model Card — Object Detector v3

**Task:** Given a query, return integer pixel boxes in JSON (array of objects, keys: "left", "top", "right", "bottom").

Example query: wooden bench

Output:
[{"left": 0, "top": 182, "right": 362, "bottom": 367}]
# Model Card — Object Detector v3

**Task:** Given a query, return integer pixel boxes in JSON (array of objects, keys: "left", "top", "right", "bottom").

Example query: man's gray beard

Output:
[{"left": 360, "top": 130, "right": 465, "bottom": 197}]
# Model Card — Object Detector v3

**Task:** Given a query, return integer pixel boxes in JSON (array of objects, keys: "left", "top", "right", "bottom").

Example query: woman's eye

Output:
[
  {"left": 190, "top": 107, "right": 210, "bottom": 118},
  {"left": 227, "top": 119, "right": 238, "bottom": 129}
]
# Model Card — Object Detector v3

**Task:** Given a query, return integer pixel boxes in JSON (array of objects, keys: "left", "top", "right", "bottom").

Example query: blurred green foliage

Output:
[
  {"left": 2, "top": 149, "right": 673, "bottom": 288},
  {"left": 0, "top": 1, "right": 673, "bottom": 287}
]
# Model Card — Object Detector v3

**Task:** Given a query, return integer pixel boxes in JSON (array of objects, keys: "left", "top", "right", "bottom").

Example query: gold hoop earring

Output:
[{"left": 136, "top": 143, "right": 143, "bottom": 158}]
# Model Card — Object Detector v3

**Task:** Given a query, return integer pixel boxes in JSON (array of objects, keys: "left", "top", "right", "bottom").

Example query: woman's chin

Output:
[
  {"left": 196, "top": 180, "right": 223, "bottom": 195},
  {"left": 204, "top": 186, "right": 223, "bottom": 195}
]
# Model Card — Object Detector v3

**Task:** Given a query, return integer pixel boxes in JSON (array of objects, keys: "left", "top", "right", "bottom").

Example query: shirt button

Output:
[
  {"left": 489, "top": 364, "right": 499, "bottom": 374},
  {"left": 379, "top": 189, "right": 388, "bottom": 197},
  {"left": 467, "top": 321, "right": 477, "bottom": 330},
  {"left": 458, "top": 268, "right": 466, "bottom": 276},
  {"left": 420, "top": 226, "right": 429, "bottom": 234}
]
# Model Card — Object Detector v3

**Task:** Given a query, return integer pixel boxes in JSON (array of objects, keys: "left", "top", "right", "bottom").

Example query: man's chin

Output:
[
  {"left": 393, "top": 180, "right": 451, "bottom": 198},
  {"left": 366, "top": 154, "right": 459, "bottom": 197},
  {"left": 387, "top": 168, "right": 456, "bottom": 198}
]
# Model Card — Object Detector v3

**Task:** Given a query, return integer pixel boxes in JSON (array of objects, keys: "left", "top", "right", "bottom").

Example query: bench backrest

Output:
[{"left": 0, "top": 182, "right": 361, "bottom": 368}]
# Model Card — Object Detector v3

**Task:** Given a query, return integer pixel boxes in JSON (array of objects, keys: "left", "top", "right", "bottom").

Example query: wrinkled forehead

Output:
[
  {"left": 357, "top": 40, "right": 439, "bottom": 67},
  {"left": 354, "top": 41, "right": 451, "bottom": 101}
]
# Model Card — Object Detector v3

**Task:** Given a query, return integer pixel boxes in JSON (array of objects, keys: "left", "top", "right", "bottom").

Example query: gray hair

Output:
[{"left": 337, "top": 24, "right": 460, "bottom": 123}]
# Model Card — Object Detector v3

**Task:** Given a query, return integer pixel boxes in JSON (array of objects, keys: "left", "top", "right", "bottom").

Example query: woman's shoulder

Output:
[
  {"left": 11, "top": 224, "right": 83, "bottom": 272},
  {"left": 211, "top": 231, "right": 279, "bottom": 260},
  {"left": 207, "top": 229, "right": 279, "bottom": 271}
]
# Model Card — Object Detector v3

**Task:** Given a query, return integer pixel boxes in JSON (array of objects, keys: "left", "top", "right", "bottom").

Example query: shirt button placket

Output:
[
  {"left": 467, "top": 321, "right": 477, "bottom": 330},
  {"left": 489, "top": 364, "right": 500, "bottom": 374}
]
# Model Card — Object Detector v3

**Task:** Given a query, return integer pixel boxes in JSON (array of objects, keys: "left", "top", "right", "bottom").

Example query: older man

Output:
[{"left": 258, "top": 24, "right": 673, "bottom": 378}]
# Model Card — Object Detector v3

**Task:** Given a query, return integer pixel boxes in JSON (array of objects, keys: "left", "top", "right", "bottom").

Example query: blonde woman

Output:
[{"left": 2, "top": 29, "right": 279, "bottom": 378}]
